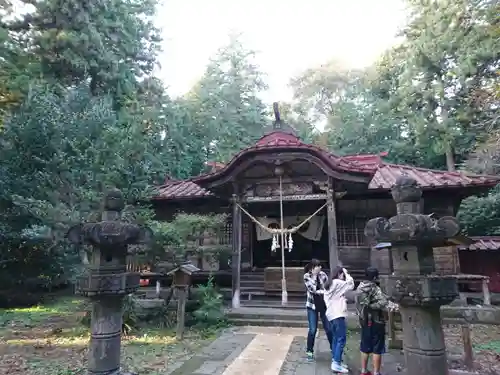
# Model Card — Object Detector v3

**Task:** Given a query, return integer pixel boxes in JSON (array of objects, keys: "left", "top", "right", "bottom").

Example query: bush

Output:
[{"left": 189, "top": 276, "right": 226, "bottom": 328}]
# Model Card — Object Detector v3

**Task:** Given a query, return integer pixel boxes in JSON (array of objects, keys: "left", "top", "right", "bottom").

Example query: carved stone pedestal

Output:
[
  {"left": 400, "top": 306, "right": 447, "bottom": 375},
  {"left": 385, "top": 274, "right": 458, "bottom": 375},
  {"left": 365, "top": 176, "right": 461, "bottom": 375},
  {"left": 88, "top": 296, "right": 123, "bottom": 375}
]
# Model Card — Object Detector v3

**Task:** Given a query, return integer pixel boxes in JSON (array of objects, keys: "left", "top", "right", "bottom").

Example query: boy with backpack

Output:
[{"left": 355, "top": 267, "right": 399, "bottom": 375}]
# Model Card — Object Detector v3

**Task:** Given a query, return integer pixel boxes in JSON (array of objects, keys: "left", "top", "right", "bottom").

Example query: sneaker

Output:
[
  {"left": 360, "top": 371, "right": 372, "bottom": 375},
  {"left": 341, "top": 362, "right": 349, "bottom": 370},
  {"left": 306, "top": 351, "right": 314, "bottom": 361},
  {"left": 331, "top": 361, "right": 349, "bottom": 373}
]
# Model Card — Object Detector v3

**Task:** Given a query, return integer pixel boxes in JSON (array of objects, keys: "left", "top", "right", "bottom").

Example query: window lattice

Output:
[{"left": 337, "top": 217, "right": 367, "bottom": 247}]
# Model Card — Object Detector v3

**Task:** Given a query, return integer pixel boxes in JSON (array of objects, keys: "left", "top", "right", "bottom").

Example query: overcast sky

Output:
[{"left": 155, "top": 0, "right": 408, "bottom": 102}]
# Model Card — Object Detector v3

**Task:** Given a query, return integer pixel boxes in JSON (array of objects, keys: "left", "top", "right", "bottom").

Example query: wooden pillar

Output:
[
  {"left": 231, "top": 194, "right": 242, "bottom": 309},
  {"left": 327, "top": 177, "right": 339, "bottom": 274},
  {"left": 482, "top": 278, "right": 491, "bottom": 306},
  {"left": 176, "top": 286, "right": 187, "bottom": 340},
  {"left": 461, "top": 324, "right": 474, "bottom": 369}
]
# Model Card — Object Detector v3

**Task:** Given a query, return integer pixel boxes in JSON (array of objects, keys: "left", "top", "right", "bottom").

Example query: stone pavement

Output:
[{"left": 165, "top": 326, "right": 346, "bottom": 375}]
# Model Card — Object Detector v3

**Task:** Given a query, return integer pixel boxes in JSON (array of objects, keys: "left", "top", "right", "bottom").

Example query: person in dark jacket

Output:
[
  {"left": 303, "top": 259, "right": 332, "bottom": 361},
  {"left": 355, "top": 267, "right": 399, "bottom": 375}
]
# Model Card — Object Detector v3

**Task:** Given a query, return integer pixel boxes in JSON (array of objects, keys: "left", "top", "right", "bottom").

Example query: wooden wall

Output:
[
  {"left": 434, "top": 246, "right": 461, "bottom": 275},
  {"left": 459, "top": 251, "right": 500, "bottom": 293},
  {"left": 339, "top": 246, "right": 371, "bottom": 279}
]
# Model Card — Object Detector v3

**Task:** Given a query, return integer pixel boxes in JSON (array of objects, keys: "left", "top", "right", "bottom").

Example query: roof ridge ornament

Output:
[
  {"left": 273, "top": 102, "right": 282, "bottom": 129},
  {"left": 268, "top": 101, "right": 297, "bottom": 136}
]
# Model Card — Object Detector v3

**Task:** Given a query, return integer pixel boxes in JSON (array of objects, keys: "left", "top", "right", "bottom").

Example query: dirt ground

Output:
[
  {"left": 444, "top": 323, "right": 500, "bottom": 375},
  {"left": 0, "top": 297, "right": 216, "bottom": 375}
]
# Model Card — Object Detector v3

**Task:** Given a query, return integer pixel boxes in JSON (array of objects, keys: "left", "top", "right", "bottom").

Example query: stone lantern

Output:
[
  {"left": 364, "top": 176, "right": 460, "bottom": 375},
  {"left": 67, "top": 188, "right": 152, "bottom": 375}
]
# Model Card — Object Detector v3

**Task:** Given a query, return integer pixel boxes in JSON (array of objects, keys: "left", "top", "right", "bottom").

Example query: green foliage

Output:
[
  {"left": 150, "top": 213, "right": 229, "bottom": 264},
  {"left": 458, "top": 186, "right": 500, "bottom": 236},
  {"left": 1, "top": 0, "right": 162, "bottom": 108},
  {"left": 0, "top": 86, "right": 168, "bottom": 290},
  {"left": 190, "top": 277, "right": 226, "bottom": 328},
  {"left": 289, "top": 0, "right": 499, "bottom": 173},
  {"left": 0, "top": 0, "right": 499, "bottom": 293},
  {"left": 185, "top": 34, "right": 269, "bottom": 163}
]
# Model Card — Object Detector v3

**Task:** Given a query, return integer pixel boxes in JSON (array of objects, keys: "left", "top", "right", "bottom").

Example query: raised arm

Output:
[
  {"left": 324, "top": 268, "right": 355, "bottom": 297},
  {"left": 369, "top": 285, "right": 398, "bottom": 311}
]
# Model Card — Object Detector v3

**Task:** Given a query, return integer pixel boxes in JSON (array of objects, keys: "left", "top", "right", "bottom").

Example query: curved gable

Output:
[{"left": 191, "top": 131, "right": 376, "bottom": 189}]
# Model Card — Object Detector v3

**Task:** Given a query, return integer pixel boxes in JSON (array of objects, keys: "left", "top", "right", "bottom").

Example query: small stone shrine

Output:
[
  {"left": 365, "top": 176, "right": 460, "bottom": 375},
  {"left": 167, "top": 262, "right": 200, "bottom": 340},
  {"left": 67, "top": 189, "right": 152, "bottom": 375}
]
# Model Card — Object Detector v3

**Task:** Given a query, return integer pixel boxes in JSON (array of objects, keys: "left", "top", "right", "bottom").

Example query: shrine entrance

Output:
[
  {"left": 188, "top": 103, "right": 376, "bottom": 307},
  {"left": 252, "top": 227, "right": 329, "bottom": 268},
  {"left": 249, "top": 201, "right": 329, "bottom": 269}
]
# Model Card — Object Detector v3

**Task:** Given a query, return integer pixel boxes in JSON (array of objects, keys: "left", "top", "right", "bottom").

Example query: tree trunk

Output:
[{"left": 446, "top": 147, "right": 456, "bottom": 172}]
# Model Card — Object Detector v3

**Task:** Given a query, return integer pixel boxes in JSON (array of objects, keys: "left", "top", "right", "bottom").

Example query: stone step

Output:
[
  {"left": 240, "top": 300, "right": 304, "bottom": 309},
  {"left": 227, "top": 309, "right": 308, "bottom": 322},
  {"left": 227, "top": 307, "right": 361, "bottom": 330},
  {"left": 240, "top": 273, "right": 264, "bottom": 280},
  {"left": 240, "top": 281, "right": 265, "bottom": 288},
  {"left": 230, "top": 317, "right": 308, "bottom": 328}
]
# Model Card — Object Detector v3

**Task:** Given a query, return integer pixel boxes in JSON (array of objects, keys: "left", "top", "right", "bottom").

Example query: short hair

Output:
[
  {"left": 365, "top": 267, "right": 379, "bottom": 281},
  {"left": 304, "top": 258, "right": 321, "bottom": 273}
]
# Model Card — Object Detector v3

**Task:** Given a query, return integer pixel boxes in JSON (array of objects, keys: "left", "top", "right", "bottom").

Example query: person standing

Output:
[
  {"left": 303, "top": 259, "right": 332, "bottom": 361},
  {"left": 322, "top": 266, "right": 355, "bottom": 373},
  {"left": 356, "top": 267, "right": 399, "bottom": 375}
]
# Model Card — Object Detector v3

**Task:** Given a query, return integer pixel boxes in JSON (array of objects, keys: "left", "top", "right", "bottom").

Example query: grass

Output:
[{"left": 0, "top": 296, "right": 221, "bottom": 375}]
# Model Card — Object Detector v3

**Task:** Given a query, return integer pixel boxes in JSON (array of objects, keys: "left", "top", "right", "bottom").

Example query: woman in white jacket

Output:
[{"left": 321, "top": 266, "right": 355, "bottom": 373}]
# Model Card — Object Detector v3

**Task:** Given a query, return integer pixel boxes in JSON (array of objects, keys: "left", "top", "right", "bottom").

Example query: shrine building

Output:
[{"left": 151, "top": 110, "right": 499, "bottom": 307}]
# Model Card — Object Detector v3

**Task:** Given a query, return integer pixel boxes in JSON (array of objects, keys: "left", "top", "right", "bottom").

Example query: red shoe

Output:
[{"left": 360, "top": 372, "right": 372, "bottom": 375}]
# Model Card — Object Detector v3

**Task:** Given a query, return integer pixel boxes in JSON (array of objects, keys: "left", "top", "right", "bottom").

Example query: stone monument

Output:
[
  {"left": 365, "top": 176, "right": 460, "bottom": 375},
  {"left": 67, "top": 189, "right": 152, "bottom": 375}
]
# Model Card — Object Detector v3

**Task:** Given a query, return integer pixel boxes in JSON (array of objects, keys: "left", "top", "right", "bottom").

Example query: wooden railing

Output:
[{"left": 455, "top": 274, "right": 491, "bottom": 306}]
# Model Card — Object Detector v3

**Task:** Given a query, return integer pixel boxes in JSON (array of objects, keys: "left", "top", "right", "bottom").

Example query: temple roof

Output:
[
  {"left": 155, "top": 131, "right": 500, "bottom": 200},
  {"left": 457, "top": 236, "right": 500, "bottom": 251}
]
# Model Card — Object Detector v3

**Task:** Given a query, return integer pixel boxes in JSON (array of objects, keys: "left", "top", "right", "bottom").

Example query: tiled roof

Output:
[
  {"left": 153, "top": 133, "right": 500, "bottom": 200},
  {"left": 197, "top": 131, "right": 378, "bottom": 178},
  {"left": 458, "top": 237, "right": 500, "bottom": 251},
  {"left": 343, "top": 153, "right": 499, "bottom": 190},
  {"left": 156, "top": 180, "right": 212, "bottom": 199}
]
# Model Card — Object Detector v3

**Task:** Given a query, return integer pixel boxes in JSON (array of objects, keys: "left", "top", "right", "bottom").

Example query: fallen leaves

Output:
[
  {"left": 0, "top": 297, "right": 213, "bottom": 375},
  {"left": 443, "top": 323, "right": 500, "bottom": 375}
]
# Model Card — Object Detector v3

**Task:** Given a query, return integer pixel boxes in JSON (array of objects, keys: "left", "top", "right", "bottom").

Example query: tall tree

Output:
[
  {"left": 186, "top": 35, "right": 269, "bottom": 163},
  {"left": 0, "top": 86, "right": 167, "bottom": 288},
  {"left": 289, "top": 59, "right": 441, "bottom": 166},
  {"left": 392, "top": 0, "right": 500, "bottom": 171},
  {"left": 1, "top": 0, "right": 162, "bottom": 108}
]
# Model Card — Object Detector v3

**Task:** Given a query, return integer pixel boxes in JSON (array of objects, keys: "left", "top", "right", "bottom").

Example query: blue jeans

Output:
[
  {"left": 330, "top": 317, "right": 347, "bottom": 364},
  {"left": 306, "top": 307, "right": 333, "bottom": 352}
]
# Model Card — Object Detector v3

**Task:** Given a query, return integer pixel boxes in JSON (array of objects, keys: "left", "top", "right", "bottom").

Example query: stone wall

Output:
[{"left": 371, "top": 246, "right": 460, "bottom": 275}]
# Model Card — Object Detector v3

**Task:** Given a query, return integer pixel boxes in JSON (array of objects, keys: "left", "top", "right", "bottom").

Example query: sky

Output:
[{"left": 155, "top": 0, "right": 408, "bottom": 103}]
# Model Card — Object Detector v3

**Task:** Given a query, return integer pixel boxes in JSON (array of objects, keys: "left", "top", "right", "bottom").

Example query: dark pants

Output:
[
  {"left": 330, "top": 317, "right": 347, "bottom": 364},
  {"left": 360, "top": 322, "right": 386, "bottom": 355},
  {"left": 306, "top": 307, "right": 333, "bottom": 352}
]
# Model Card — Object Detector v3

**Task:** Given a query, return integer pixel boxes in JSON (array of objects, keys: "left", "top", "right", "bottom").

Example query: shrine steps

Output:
[
  {"left": 226, "top": 306, "right": 360, "bottom": 329},
  {"left": 240, "top": 271, "right": 265, "bottom": 289}
]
